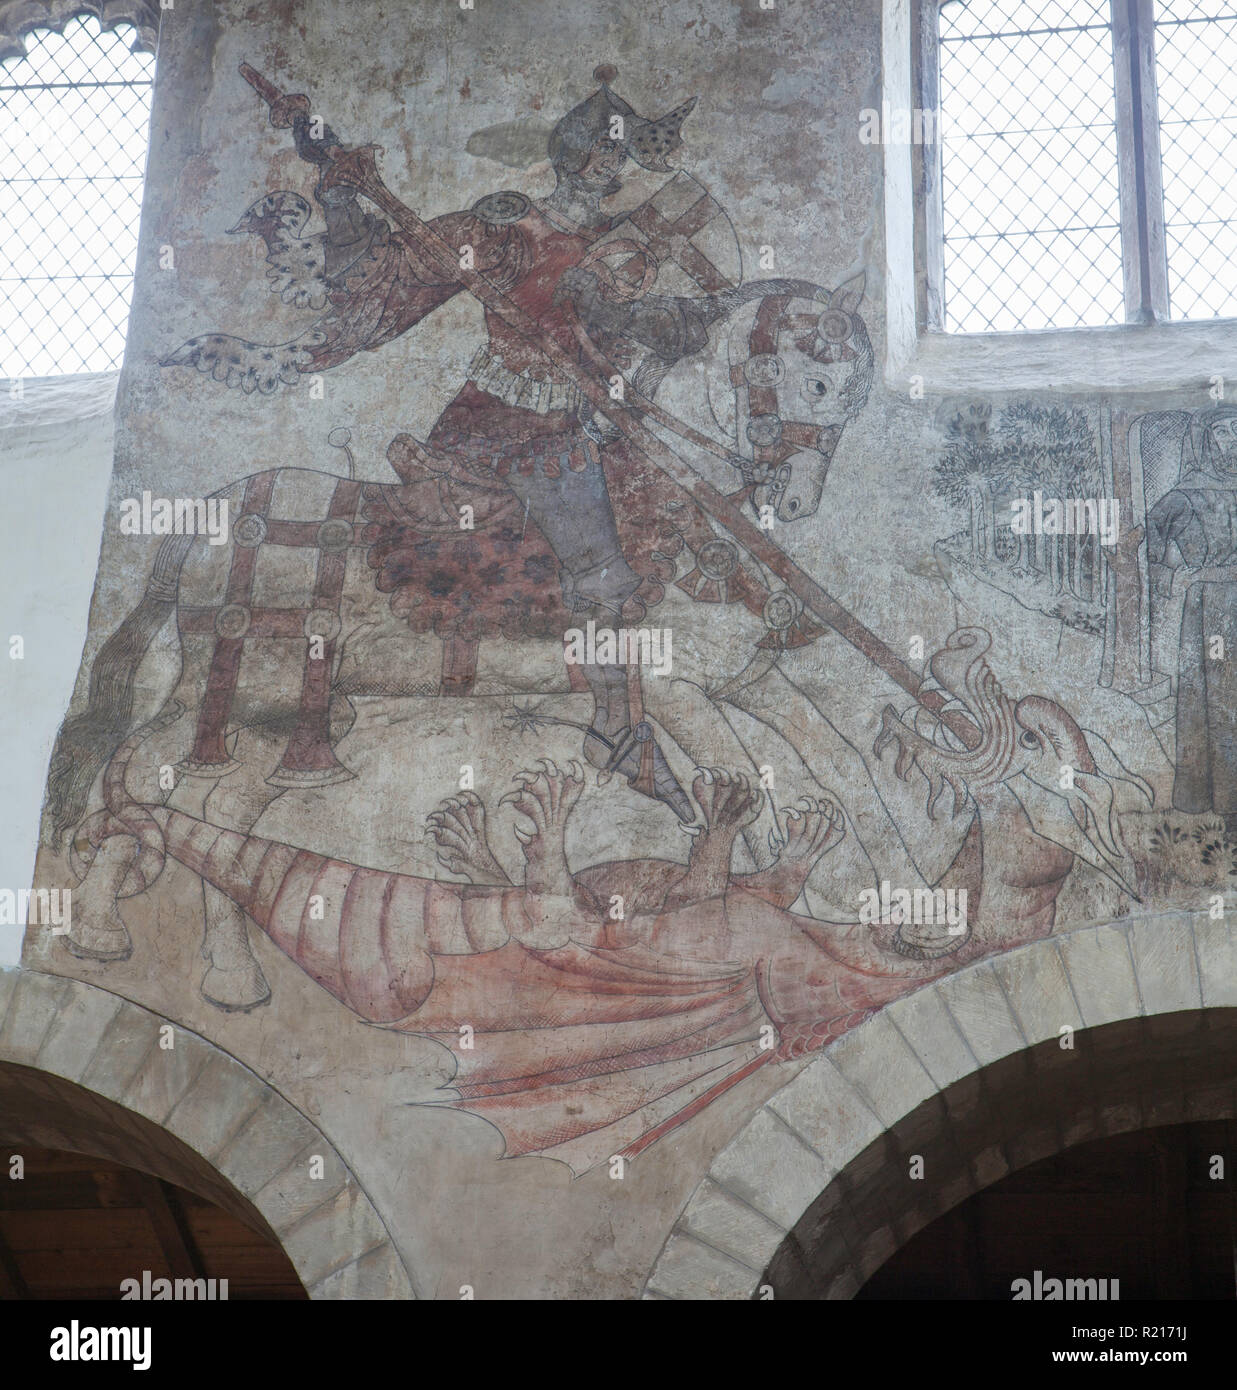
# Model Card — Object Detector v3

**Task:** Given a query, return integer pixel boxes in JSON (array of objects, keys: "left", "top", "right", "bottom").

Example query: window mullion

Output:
[
  {"left": 1111, "top": 0, "right": 1170, "bottom": 323},
  {"left": 916, "top": 0, "right": 946, "bottom": 330}
]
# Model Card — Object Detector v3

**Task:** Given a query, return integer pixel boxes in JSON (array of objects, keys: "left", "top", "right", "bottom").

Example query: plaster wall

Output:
[{"left": 7, "top": 0, "right": 1236, "bottom": 1298}]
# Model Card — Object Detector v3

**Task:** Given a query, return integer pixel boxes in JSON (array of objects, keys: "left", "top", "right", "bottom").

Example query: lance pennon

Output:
[
  {"left": 118, "top": 491, "right": 230, "bottom": 545},
  {"left": 1009, "top": 491, "right": 1120, "bottom": 548},
  {"left": 563, "top": 620, "right": 673, "bottom": 677},
  {"left": 857, "top": 880, "right": 967, "bottom": 934}
]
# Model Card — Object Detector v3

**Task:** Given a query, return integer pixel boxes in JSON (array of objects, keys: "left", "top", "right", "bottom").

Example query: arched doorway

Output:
[
  {"left": 0, "top": 1138, "right": 307, "bottom": 1299},
  {"left": 642, "top": 917, "right": 1237, "bottom": 1299},
  {"left": 855, "top": 1119, "right": 1237, "bottom": 1300},
  {"left": 0, "top": 969, "right": 415, "bottom": 1298}
]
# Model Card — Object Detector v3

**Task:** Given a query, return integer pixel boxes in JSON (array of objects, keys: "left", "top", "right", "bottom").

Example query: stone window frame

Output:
[
  {"left": 0, "top": 1, "right": 161, "bottom": 377},
  {"left": 884, "top": 0, "right": 1237, "bottom": 396}
]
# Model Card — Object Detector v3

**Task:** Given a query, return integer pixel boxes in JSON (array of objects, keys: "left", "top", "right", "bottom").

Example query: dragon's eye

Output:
[{"left": 1020, "top": 730, "right": 1038, "bottom": 748}]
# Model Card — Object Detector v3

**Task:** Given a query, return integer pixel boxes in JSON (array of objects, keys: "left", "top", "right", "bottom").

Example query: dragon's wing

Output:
[{"left": 401, "top": 938, "right": 773, "bottom": 1175}]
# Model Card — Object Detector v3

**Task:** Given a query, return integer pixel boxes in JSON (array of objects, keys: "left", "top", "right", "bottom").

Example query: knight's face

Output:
[{"left": 574, "top": 138, "right": 628, "bottom": 196}]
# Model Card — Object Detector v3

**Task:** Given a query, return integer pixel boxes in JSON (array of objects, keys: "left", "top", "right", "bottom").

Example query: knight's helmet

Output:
[{"left": 548, "top": 64, "right": 697, "bottom": 175}]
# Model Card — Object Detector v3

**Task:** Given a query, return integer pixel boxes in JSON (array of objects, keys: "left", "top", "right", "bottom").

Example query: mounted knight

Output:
[{"left": 44, "top": 62, "right": 875, "bottom": 1013}]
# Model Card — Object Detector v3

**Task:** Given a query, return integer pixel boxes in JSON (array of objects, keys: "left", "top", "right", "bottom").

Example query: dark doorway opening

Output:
[
  {"left": 859, "top": 1120, "right": 1237, "bottom": 1300},
  {"left": 0, "top": 1145, "right": 308, "bottom": 1300}
]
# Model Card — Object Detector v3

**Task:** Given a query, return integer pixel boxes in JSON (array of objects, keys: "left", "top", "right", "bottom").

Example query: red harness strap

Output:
[
  {"left": 184, "top": 471, "right": 277, "bottom": 770},
  {"left": 182, "top": 475, "right": 366, "bottom": 785},
  {"left": 268, "top": 479, "right": 363, "bottom": 786}
]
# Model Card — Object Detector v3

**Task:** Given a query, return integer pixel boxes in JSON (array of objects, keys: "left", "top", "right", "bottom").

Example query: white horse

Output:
[{"left": 47, "top": 277, "right": 906, "bottom": 1010}]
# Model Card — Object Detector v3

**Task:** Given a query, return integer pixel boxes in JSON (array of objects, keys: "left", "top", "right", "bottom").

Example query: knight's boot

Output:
[
  {"left": 578, "top": 655, "right": 693, "bottom": 824},
  {"left": 589, "top": 723, "right": 695, "bottom": 825}
]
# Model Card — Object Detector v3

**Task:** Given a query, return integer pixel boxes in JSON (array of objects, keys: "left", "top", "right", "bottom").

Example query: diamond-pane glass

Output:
[
  {"left": 0, "top": 15, "right": 154, "bottom": 377},
  {"left": 1153, "top": 2, "right": 1237, "bottom": 320},
  {"left": 938, "top": 1, "right": 1125, "bottom": 333}
]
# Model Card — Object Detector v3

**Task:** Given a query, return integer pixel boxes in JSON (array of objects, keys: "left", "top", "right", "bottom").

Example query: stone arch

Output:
[
  {"left": 0, "top": 967, "right": 414, "bottom": 1299},
  {"left": 643, "top": 913, "right": 1237, "bottom": 1299},
  {"left": 0, "top": 3, "right": 162, "bottom": 65}
]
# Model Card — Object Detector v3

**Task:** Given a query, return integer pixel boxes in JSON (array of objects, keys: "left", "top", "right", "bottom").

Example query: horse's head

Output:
[{"left": 719, "top": 275, "right": 873, "bottom": 521}]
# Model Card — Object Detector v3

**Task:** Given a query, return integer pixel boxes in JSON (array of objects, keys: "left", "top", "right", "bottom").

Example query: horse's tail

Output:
[{"left": 45, "top": 534, "right": 194, "bottom": 850}]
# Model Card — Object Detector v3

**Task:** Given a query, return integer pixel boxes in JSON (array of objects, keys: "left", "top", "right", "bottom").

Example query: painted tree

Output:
[
  {"left": 997, "top": 402, "right": 1099, "bottom": 599},
  {"left": 931, "top": 405, "right": 993, "bottom": 558},
  {"left": 933, "top": 401, "right": 1099, "bottom": 597}
]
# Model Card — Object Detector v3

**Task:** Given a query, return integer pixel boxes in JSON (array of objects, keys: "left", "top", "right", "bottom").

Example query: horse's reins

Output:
[{"left": 564, "top": 315, "right": 760, "bottom": 485}]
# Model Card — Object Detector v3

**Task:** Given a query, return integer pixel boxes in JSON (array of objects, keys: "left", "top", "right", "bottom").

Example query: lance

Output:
[{"left": 239, "top": 65, "right": 979, "bottom": 748}]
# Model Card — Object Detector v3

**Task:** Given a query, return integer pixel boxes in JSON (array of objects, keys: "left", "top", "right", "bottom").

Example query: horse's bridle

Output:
[
  {"left": 730, "top": 292, "right": 858, "bottom": 483},
  {"left": 563, "top": 289, "right": 856, "bottom": 498}
]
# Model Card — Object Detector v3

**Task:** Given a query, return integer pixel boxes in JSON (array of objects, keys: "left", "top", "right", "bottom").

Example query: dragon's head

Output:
[{"left": 874, "top": 628, "right": 1152, "bottom": 899}]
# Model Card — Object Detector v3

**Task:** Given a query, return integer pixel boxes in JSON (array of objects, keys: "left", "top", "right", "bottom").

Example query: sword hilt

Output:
[{"left": 239, "top": 62, "right": 310, "bottom": 129}]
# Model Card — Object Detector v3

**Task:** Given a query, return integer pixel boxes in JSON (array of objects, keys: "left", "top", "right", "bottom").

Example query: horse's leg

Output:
[
  {"left": 60, "top": 699, "right": 198, "bottom": 962},
  {"left": 60, "top": 834, "right": 141, "bottom": 960},
  {"left": 166, "top": 729, "right": 288, "bottom": 1011},
  {"left": 201, "top": 742, "right": 289, "bottom": 1011}
]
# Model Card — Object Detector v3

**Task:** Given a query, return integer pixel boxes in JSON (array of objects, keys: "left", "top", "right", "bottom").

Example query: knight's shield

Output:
[{"left": 585, "top": 171, "right": 743, "bottom": 299}]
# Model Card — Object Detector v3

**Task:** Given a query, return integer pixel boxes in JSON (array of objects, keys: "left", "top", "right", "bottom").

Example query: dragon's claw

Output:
[
  {"left": 691, "top": 767, "right": 763, "bottom": 833},
  {"left": 774, "top": 794, "right": 846, "bottom": 863}
]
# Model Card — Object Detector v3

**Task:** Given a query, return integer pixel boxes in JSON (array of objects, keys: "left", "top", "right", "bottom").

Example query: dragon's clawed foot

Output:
[
  {"left": 691, "top": 767, "right": 762, "bottom": 834},
  {"left": 771, "top": 796, "right": 846, "bottom": 865},
  {"left": 499, "top": 760, "right": 584, "bottom": 897},
  {"left": 500, "top": 759, "right": 585, "bottom": 847},
  {"left": 426, "top": 791, "right": 511, "bottom": 885}
]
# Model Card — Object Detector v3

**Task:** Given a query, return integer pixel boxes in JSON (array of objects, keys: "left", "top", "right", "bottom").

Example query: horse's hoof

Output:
[
  {"left": 60, "top": 909, "right": 133, "bottom": 962},
  {"left": 201, "top": 961, "right": 271, "bottom": 1012}
]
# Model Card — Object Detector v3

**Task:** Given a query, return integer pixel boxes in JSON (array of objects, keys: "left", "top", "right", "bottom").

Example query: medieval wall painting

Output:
[
  {"left": 929, "top": 396, "right": 1237, "bottom": 902},
  {"left": 19, "top": 0, "right": 1234, "bottom": 1296}
]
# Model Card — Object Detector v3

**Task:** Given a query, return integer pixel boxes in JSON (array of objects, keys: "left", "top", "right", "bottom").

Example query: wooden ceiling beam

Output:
[
  {"left": 0, "top": 1222, "right": 30, "bottom": 1299},
  {"left": 132, "top": 1174, "right": 203, "bottom": 1282}
]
